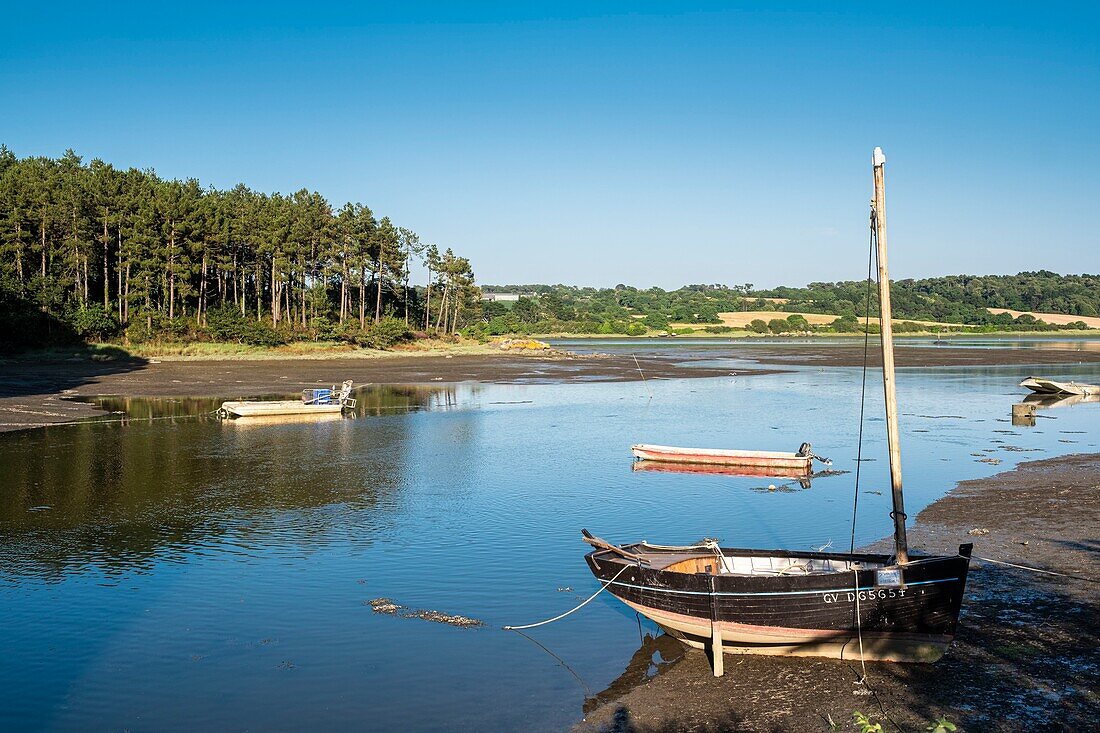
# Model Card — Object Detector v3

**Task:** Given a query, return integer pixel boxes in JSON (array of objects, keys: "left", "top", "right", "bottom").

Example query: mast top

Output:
[{"left": 872, "top": 147, "right": 886, "bottom": 167}]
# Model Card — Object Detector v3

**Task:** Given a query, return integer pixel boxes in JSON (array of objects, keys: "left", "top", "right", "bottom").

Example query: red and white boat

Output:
[
  {"left": 631, "top": 460, "right": 812, "bottom": 479},
  {"left": 631, "top": 443, "right": 826, "bottom": 473}
]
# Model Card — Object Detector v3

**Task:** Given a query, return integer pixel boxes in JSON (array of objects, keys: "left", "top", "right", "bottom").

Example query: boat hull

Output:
[
  {"left": 585, "top": 544, "right": 971, "bottom": 663},
  {"left": 632, "top": 460, "right": 811, "bottom": 479},
  {"left": 220, "top": 400, "right": 344, "bottom": 417},
  {"left": 631, "top": 444, "right": 812, "bottom": 472},
  {"left": 1019, "top": 377, "right": 1099, "bottom": 396}
]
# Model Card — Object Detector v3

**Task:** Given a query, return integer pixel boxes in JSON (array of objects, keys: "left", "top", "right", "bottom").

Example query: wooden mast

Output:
[{"left": 872, "top": 147, "right": 909, "bottom": 565}]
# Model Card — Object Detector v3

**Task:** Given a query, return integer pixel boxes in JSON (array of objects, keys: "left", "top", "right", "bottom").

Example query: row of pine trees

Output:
[{"left": 0, "top": 146, "right": 478, "bottom": 343}]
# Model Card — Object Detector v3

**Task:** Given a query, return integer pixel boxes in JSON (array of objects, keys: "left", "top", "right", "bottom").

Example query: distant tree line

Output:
[
  {"left": 468, "top": 284, "right": 750, "bottom": 337},
  {"left": 469, "top": 276, "right": 1094, "bottom": 337},
  {"left": 0, "top": 145, "right": 479, "bottom": 351},
  {"left": 755, "top": 272, "right": 1099, "bottom": 326}
]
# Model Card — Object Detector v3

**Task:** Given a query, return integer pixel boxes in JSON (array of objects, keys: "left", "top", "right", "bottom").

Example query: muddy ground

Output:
[
  {"left": 574, "top": 453, "right": 1099, "bottom": 732},
  {"left": 0, "top": 352, "right": 754, "bottom": 431},
  {"left": 2, "top": 340, "right": 1097, "bottom": 432}
]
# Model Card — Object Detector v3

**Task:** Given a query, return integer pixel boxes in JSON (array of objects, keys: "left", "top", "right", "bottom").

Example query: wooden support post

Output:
[
  {"left": 872, "top": 147, "right": 910, "bottom": 566},
  {"left": 1011, "top": 403, "right": 1036, "bottom": 418},
  {"left": 711, "top": 621, "right": 724, "bottom": 677},
  {"left": 708, "top": 574, "right": 724, "bottom": 677}
]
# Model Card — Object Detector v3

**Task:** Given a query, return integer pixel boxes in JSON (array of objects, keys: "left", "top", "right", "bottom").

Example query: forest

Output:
[
  {"left": 1, "top": 145, "right": 1094, "bottom": 351},
  {"left": 0, "top": 146, "right": 477, "bottom": 351}
]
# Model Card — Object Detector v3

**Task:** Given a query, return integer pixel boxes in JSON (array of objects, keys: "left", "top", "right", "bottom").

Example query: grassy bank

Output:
[{"left": 0, "top": 338, "right": 510, "bottom": 363}]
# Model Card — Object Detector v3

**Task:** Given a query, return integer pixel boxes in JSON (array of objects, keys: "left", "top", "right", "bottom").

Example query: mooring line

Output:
[
  {"left": 974, "top": 555, "right": 1097, "bottom": 583},
  {"left": 503, "top": 564, "right": 631, "bottom": 631},
  {"left": 631, "top": 353, "right": 654, "bottom": 400},
  {"left": 510, "top": 629, "right": 593, "bottom": 697}
]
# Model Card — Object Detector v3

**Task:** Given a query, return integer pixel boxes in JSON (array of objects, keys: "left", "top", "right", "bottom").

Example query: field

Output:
[
  {"left": 987, "top": 308, "right": 1100, "bottom": 328},
  {"left": 703, "top": 311, "right": 977, "bottom": 329}
]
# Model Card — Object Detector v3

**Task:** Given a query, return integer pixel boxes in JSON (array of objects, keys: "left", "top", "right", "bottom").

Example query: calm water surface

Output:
[{"left": 2, "top": 348, "right": 1098, "bottom": 731}]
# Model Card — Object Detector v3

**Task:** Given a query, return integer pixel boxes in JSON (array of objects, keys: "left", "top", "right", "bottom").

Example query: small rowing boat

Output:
[
  {"left": 631, "top": 443, "right": 828, "bottom": 473},
  {"left": 1019, "top": 376, "right": 1099, "bottom": 397},
  {"left": 219, "top": 380, "right": 357, "bottom": 418}
]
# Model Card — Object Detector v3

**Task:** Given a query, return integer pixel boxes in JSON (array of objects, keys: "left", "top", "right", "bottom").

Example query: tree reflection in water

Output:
[{"left": 0, "top": 384, "right": 467, "bottom": 581}]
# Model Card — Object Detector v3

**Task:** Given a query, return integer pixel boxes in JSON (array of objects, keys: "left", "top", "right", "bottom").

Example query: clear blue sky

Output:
[{"left": 2, "top": 2, "right": 1097, "bottom": 288}]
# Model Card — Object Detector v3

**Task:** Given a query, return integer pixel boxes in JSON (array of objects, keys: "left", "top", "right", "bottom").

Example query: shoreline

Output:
[
  {"left": 575, "top": 453, "right": 1100, "bottom": 732},
  {"left": 0, "top": 351, "right": 768, "bottom": 432},
  {"left": 2, "top": 339, "right": 1099, "bottom": 433}
]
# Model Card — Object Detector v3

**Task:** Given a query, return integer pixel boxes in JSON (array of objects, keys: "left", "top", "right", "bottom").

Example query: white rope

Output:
[
  {"left": 639, "top": 539, "right": 726, "bottom": 568},
  {"left": 638, "top": 540, "right": 711, "bottom": 550},
  {"left": 503, "top": 564, "right": 632, "bottom": 631},
  {"left": 975, "top": 555, "right": 1097, "bottom": 583},
  {"left": 631, "top": 353, "right": 653, "bottom": 399}
]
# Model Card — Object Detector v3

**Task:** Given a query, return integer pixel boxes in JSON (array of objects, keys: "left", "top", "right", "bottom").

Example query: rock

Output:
[
  {"left": 967, "top": 528, "right": 990, "bottom": 536},
  {"left": 367, "top": 598, "right": 405, "bottom": 615},
  {"left": 367, "top": 597, "right": 482, "bottom": 628},
  {"left": 489, "top": 337, "right": 551, "bottom": 351}
]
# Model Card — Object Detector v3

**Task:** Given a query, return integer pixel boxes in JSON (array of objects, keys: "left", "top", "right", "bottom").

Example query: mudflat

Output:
[
  {"left": 1, "top": 340, "right": 1097, "bottom": 431},
  {"left": 575, "top": 453, "right": 1100, "bottom": 732},
  {"left": 0, "top": 351, "right": 759, "bottom": 431}
]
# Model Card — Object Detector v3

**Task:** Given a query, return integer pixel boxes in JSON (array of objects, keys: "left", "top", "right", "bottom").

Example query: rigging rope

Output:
[
  {"left": 849, "top": 206, "right": 878, "bottom": 554},
  {"left": 503, "top": 563, "right": 632, "bottom": 631}
]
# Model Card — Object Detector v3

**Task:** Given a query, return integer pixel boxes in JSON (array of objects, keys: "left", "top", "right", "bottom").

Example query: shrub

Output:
[
  {"left": 487, "top": 315, "right": 522, "bottom": 335},
  {"left": 205, "top": 306, "right": 249, "bottom": 342},
  {"left": 67, "top": 305, "right": 122, "bottom": 341},
  {"left": 461, "top": 322, "right": 491, "bottom": 342},
  {"left": 831, "top": 315, "right": 860, "bottom": 333},
  {"left": 785, "top": 314, "right": 810, "bottom": 331},
  {"left": 767, "top": 318, "right": 789, "bottom": 334},
  {"left": 310, "top": 316, "right": 341, "bottom": 340},
  {"left": 643, "top": 312, "right": 669, "bottom": 329},
  {"left": 624, "top": 322, "right": 647, "bottom": 336},
  {"left": 704, "top": 325, "right": 733, "bottom": 333},
  {"left": 204, "top": 306, "right": 284, "bottom": 346},
  {"left": 241, "top": 320, "right": 284, "bottom": 347},
  {"left": 357, "top": 316, "right": 412, "bottom": 349},
  {"left": 748, "top": 319, "right": 769, "bottom": 334}
]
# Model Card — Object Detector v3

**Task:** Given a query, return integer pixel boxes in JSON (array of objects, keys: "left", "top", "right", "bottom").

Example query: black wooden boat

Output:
[
  {"left": 583, "top": 533, "right": 972, "bottom": 663},
  {"left": 583, "top": 148, "right": 974, "bottom": 673}
]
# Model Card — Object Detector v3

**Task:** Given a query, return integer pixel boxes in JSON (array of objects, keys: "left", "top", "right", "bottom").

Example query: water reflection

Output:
[
  {"left": 1024, "top": 392, "right": 1100, "bottom": 410},
  {"left": 82, "top": 384, "right": 465, "bottom": 424},
  {"left": 583, "top": 632, "right": 686, "bottom": 715},
  {"left": 632, "top": 459, "right": 810, "bottom": 480},
  {"left": 0, "top": 385, "right": 466, "bottom": 581}
]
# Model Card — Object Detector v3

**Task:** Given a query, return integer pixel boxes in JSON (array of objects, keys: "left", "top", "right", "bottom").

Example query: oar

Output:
[{"left": 581, "top": 529, "right": 647, "bottom": 563}]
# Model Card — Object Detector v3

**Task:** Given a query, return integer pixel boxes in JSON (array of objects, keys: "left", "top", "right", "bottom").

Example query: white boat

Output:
[
  {"left": 219, "top": 380, "right": 357, "bottom": 418},
  {"left": 1019, "top": 376, "right": 1099, "bottom": 396},
  {"left": 630, "top": 443, "right": 825, "bottom": 474}
]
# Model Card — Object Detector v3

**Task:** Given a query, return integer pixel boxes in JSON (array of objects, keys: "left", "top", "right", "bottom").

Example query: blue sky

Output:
[{"left": 2, "top": 2, "right": 1097, "bottom": 287}]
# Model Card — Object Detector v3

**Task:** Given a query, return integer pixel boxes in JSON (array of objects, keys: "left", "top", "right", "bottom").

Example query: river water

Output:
[{"left": 1, "top": 342, "right": 1097, "bottom": 731}]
